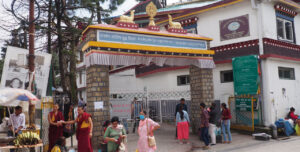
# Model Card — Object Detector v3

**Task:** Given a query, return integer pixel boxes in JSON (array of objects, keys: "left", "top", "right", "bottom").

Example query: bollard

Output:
[{"left": 270, "top": 124, "right": 278, "bottom": 139}]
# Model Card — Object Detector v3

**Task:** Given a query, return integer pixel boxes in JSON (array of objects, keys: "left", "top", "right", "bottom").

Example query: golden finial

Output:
[{"left": 146, "top": 2, "right": 157, "bottom": 26}]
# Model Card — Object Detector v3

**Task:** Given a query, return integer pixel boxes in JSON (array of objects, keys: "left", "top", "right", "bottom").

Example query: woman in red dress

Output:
[
  {"left": 48, "top": 103, "right": 64, "bottom": 152},
  {"left": 64, "top": 106, "right": 93, "bottom": 152}
]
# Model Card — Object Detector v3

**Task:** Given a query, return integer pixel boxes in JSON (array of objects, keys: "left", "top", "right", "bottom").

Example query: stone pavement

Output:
[
  {"left": 64, "top": 123, "right": 300, "bottom": 152},
  {"left": 126, "top": 123, "right": 259, "bottom": 152}
]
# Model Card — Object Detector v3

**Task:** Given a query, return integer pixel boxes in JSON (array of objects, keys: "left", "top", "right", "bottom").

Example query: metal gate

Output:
[
  {"left": 110, "top": 89, "right": 191, "bottom": 123},
  {"left": 228, "top": 95, "right": 262, "bottom": 131}
]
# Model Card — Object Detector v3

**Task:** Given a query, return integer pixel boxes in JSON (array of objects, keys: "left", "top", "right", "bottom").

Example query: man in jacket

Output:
[
  {"left": 208, "top": 103, "right": 219, "bottom": 145},
  {"left": 200, "top": 103, "right": 210, "bottom": 150}
]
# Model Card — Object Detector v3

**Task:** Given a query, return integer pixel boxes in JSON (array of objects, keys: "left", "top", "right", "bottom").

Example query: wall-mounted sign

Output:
[
  {"left": 236, "top": 97, "right": 258, "bottom": 111},
  {"left": 110, "top": 99, "right": 131, "bottom": 119},
  {"left": 98, "top": 30, "right": 207, "bottom": 50},
  {"left": 220, "top": 14, "right": 250, "bottom": 41},
  {"left": 232, "top": 55, "right": 259, "bottom": 95},
  {"left": 94, "top": 101, "right": 104, "bottom": 110}
]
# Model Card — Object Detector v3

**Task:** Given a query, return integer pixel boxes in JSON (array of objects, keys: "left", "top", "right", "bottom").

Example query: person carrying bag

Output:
[
  {"left": 147, "top": 119, "right": 156, "bottom": 147},
  {"left": 137, "top": 111, "right": 160, "bottom": 152}
]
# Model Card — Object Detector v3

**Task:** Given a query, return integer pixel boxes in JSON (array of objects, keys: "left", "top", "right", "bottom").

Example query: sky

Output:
[{"left": 0, "top": 0, "right": 180, "bottom": 51}]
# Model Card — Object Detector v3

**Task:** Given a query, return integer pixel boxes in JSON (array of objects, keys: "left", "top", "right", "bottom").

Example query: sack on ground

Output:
[{"left": 295, "top": 124, "right": 300, "bottom": 136}]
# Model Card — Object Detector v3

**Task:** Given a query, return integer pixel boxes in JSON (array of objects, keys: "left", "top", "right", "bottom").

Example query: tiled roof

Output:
[{"left": 134, "top": 0, "right": 223, "bottom": 16}]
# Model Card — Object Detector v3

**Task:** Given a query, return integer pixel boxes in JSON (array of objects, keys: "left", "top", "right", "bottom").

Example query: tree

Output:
[
  {"left": 3, "top": 0, "right": 126, "bottom": 104},
  {"left": 47, "top": 0, "right": 125, "bottom": 104}
]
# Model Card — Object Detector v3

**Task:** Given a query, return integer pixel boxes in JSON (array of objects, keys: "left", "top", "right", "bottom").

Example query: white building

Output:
[{"left": 77, "top": 0, "right": 300, "bottom": 126}]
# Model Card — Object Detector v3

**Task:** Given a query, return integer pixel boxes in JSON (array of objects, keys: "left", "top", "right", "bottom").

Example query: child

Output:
[{"left": 51, "top": 137, "right": 67, "bottom": 152}]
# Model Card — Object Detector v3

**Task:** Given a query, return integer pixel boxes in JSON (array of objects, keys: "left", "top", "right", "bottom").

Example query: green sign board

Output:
[
  {"left": 236, "top": 98, "right": 257, "bottom": 111},
  {"left": 232, "top": 55, "right": 259, "bottom": 95}
]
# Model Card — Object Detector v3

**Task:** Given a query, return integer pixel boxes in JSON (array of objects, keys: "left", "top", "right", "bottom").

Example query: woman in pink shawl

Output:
[{"left": 137, "top": 111, "right": 160, "bottom": 152}]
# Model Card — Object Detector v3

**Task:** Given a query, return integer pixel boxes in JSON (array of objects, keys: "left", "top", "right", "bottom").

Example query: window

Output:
[
  {"left": 111, "top": 94, "right": 118, "bottom": 99},
  {"left": 79, "top": 71, "right": 82, "bottom": 84},
  {"left": 278, "top": 67, "right": 295, "bottom": 80},
  {"left": 80, "top": 51, "right": 84, "bottom": 62},
  {"left": 177, "top": 75, "right": 190, "bottom": 85},
  {"left": 79, "top": 91, "right": 82, "bottom": 99},
  {"left": 187, "top": 28, "right": 197, "bottom": 34},
  {"left": 220, "top": 70, "right": 233, "bottom": 83},
  {"left": 276, "top": 17, "right": 294, "bottom": 42}
]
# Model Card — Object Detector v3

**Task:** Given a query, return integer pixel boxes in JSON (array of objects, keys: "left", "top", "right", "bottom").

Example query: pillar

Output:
[
  {"left": 86, "top": 65, "right": 110, "bottom": 149},
  {"left": 189, "top": 66, "right": 214, "bottom": 133}
]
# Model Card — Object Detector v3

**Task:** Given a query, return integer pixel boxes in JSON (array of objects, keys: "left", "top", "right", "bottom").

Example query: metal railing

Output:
[{"left": 228, "top": 95, "right": 262, "bottom": 132}]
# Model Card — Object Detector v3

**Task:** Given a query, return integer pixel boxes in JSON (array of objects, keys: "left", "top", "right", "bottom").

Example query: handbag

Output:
[
  {"left": 146, "top": 119, "right": 156, "bottom": 147},
  {"left": 116, "top": 125, "right": 127, "bottom": 152}
]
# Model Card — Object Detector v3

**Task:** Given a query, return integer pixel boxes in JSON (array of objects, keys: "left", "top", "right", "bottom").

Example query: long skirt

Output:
[{"left": 177, "top": 121, "right": 189, "bottom": 140}]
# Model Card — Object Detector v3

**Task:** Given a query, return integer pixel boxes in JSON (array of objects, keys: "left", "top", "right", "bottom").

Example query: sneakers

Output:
[{"left": 203, "top": 146, "right": 210, "bottom": 150}]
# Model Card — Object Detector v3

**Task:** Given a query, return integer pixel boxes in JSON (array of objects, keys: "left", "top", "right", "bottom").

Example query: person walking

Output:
[
  {"left": 132, "top": 97, "right": 143, "bottom": 133},
  {"left": 200, "top": 103, "right": 210, "bottom": 150},
  {"left": 175, "top": 98, "right": 188, "bottom": 139},
  {"left": 64, "top": 106, "right": 93, "bottom": 152},
  {"left": 221, "top": 103, "right": 232, "bottom": 144},
  {"left": 176, "top": 105, "right": 190, "bottom": 144},
  {"left": 208, "top": 103, "right": 218, "bottom": 146},
  {"left": 137, "top": 111, "right": 160, "bottom": 152},
  {"left": 104, "top": 116, "right": 127, "bottom": 152},
  {"left": 48, "top": 103, "right": 64, "bottom": 152}
]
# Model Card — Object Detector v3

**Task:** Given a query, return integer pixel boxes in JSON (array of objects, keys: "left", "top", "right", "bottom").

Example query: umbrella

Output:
[{"left": 0, "top": 88, "right": 40, "bottom": 107}]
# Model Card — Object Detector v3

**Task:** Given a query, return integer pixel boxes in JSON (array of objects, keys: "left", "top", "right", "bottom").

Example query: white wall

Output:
[
  {"left": 213, "top": 63, "right": 234, "bottom": 104},
  {"left": 262, "top": 58, "right": 300, "bottom": 126},
  {"left": 195, "top": 0, "right": 258, "bottom": 47},
  {"left": 260, "top": 2, "right": 277, "bottom": 40},
  {"left": 109, "top": 68, "right": 190, "bottom": 93},
  {"left": 78, "top": 90, "right": 87, "bottom": 102},
  {"left": 76, "top": 69, "right": 86, "bottom": 89},
  {"left": 109, "top": 69, "right": 140, "bottom": 92},
  {"left": 137, "top": 68, "right": 190, "bottom": 92},
  {"left": 260, "top": 1, "right": 300, "bottom": 45},
  {"left": 294, "top": 14, "right": 300, "bottom": 45}
]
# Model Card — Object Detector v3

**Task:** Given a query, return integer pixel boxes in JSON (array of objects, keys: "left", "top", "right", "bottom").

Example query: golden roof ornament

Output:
[
  {"left": 168, "top": 14, "right": 182, "bottom": 29},
  {"left": 119, "top": 10, "right": 135, "bottom": 23},
  {"left": 146, "top": 2, "right": 157, "bottom": 26}
]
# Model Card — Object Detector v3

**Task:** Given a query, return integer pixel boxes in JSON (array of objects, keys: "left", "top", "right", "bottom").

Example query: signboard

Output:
[
  {"left": 110, "top": 99, "right": 131, "bottom": 119},
  {"left": 233, "top": 55, "right": 259, "bottom": 95},
  {"left": 0, "top": 46, "right": 52, "bottom": 98},
  {"left": 236, "top": 98, "right": 257, "bottom": 111},
  {"left": 94, "top": 101, "right": 104, "bottom": 110},
  {"left": 220, "top": 14, "right": 250, "bottom": 41},
  {"left": 98, "top": 30, "right": 207, "bottom": 50}
]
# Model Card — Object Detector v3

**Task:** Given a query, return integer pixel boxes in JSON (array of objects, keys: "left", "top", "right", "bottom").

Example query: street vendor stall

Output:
[{"left": 0, "top": 88, "right": 42, "bottom": 151}]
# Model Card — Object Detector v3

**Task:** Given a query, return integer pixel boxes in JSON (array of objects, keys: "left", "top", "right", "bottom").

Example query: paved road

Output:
[
  {"left": 127, "top": 123, "right": 192, "bottom": 152},
  {"left": 63, "top": 123, "right": 300, "bottom": 152},
  {"left": 127, "top": 123, "right": 300, "bottom": 152}
]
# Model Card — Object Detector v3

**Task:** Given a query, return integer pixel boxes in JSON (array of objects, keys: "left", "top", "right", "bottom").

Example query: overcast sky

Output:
[{"left": 0, "top": 0, "right": 180, "bottom": 50}]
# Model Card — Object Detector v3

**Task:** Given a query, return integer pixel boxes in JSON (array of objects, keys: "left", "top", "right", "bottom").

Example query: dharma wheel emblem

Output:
[{"left": 146, "top": 2, "right": 158, "bottom": 26}]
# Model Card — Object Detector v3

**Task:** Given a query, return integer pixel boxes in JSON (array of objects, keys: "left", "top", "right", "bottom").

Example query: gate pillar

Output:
[
  {"left": 190, "top": 66, "right": 214, "bottom": 133},
  {"left": 86, "top": 65, "right": 110, "bottom": 149}
]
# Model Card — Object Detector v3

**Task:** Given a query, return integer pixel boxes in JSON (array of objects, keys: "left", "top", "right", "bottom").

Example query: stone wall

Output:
[
  {"left": 189, "top": 66, "right": 214, "bottom": 133},
  {"left": 86, "top": 65, "right": 110, "bottom": 149}
]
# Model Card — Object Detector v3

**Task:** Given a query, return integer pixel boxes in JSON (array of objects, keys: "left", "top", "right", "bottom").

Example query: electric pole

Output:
[{"left": 28, "top": 0, "right": 36, "bottom": 128}]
